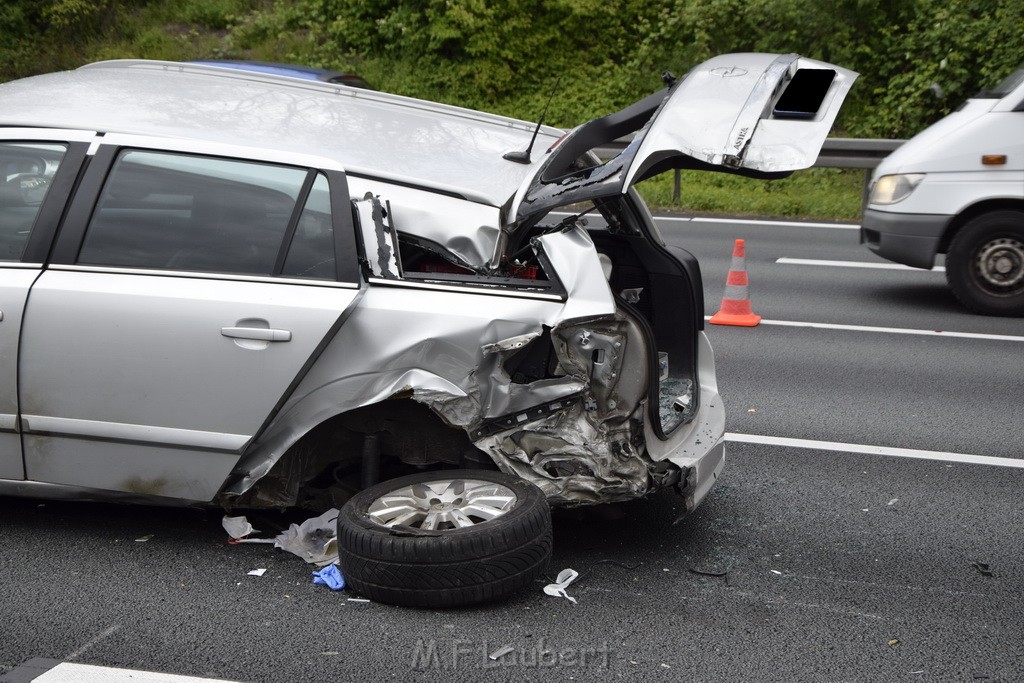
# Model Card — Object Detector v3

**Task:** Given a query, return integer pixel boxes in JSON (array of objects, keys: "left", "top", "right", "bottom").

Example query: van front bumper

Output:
[{"left": 860, "top": 209, "right": 951, "bottom": 270}]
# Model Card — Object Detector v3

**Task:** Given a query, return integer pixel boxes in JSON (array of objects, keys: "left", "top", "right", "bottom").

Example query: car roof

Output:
[
  {"left": 186, "top": 60, "right": 374, "bottom": 89},
  {"left": 0, "top": 60, "right": 562, "bottom": 206}
]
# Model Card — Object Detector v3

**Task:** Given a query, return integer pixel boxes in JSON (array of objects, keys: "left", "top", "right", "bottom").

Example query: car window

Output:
[
  {"left": 281, "top": 173, "right": 336, "bottom": 279},
  {"left": 0, "top": 142, "right": 67, "bottom": 261},
  {"left": 78, "top": 150, "right": 309, "bottom": 275}
]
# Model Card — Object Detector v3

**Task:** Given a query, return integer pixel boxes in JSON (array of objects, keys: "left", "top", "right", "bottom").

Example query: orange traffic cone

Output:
[{"left": 709, "top": 238, "right": 761, "bottom": 327}]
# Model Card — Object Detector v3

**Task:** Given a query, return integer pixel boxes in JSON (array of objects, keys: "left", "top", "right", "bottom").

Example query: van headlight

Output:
[{"left": 870, "top": 173, "right": 925, "bottom": 205}]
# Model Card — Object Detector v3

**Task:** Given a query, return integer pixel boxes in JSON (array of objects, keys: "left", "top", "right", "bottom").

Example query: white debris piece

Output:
[
  {"left": 273, "top": 509, "right": 340, "bottom": 567},
  {"left": 222, "top": 515, "right": 274, "bottom": 543},
  {"left": 489, "top": 645, "right": 515, "bottom": 660},
  {"left": 543, "top": 568, "right": 580, "bottom": 604}
]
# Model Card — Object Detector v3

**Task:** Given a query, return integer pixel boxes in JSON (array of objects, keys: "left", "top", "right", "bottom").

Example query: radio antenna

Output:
[{"left": 503, "top": 77, "right": 561, "bottom": 164}]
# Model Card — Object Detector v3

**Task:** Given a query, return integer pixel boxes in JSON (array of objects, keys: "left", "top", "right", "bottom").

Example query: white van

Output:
[{"left": 862, "top": 65, "right": 1024, "bottom": 315}]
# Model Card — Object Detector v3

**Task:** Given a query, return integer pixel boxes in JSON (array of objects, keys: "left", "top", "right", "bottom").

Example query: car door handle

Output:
[{"left": 220, "top": 326, "right": 292, "bottom": 342}]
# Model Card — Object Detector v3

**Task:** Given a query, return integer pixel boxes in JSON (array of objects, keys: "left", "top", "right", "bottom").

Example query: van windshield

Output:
[{"left": 975, "top": 66, "right": 1024, "bottom": 99}]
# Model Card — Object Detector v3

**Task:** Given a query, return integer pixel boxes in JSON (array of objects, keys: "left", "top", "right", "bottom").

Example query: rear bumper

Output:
[
  {"left": 682, "top": 438, "right": 725, "bottom": 512},
  {"left": 860, "top": 208, "right": 950, "bottom": 269}
]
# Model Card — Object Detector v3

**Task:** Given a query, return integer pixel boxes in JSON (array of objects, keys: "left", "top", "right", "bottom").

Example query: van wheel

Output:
[
  {"left": 946, "top": 210, "right": 1024, "bottom": 316},
  {"left": 337, "top": 469, "right": 552, "bottom": 607}
]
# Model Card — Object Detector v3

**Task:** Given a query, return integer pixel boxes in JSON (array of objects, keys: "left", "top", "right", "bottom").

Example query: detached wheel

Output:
[
  {"left": 337, "top": 469, "right": 552, "bottom": 608},
  {"left": 946, "top": 210, "right": 1024, "bottom": 316}
]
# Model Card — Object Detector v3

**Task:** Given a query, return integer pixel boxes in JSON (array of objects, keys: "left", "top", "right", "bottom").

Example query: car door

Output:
[
  {"left": 0, "top": 130, "right": 90, "bottom": 480},
  {"left": 19, "top": 136, "right": 362, "bottom": 501}
]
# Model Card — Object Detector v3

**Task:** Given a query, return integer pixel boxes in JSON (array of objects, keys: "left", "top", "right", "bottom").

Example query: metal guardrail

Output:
[
  {"left": 815, "top": 137, "right": 904, "bottom": 169},
  {"left": 594, "top": 137, "right": 906, "bottom": 207}
]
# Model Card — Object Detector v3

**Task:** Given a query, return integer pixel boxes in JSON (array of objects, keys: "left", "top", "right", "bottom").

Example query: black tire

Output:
[
  {"left": 945, "top": 210, "right": 1024, "bottom": 316},
  {"left": 337, "top": 469, "right": 552, "bottom": 608}
]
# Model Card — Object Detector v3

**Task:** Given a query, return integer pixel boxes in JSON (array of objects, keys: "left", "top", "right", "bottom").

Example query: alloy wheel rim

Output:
[{"left": 367, "top": 478, "right": 517, "bottom": 530}]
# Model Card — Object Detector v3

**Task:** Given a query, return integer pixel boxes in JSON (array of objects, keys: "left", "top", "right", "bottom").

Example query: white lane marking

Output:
[
  {"left": 705, "top": 316, "right": 1024, "bottom": 342},
  {"left": 549, "top": 211, "right": 859, "bottom": 230},
  {"left": 776, "top": 257, "right": 945, "bottom": 272},
  {"left": 34, "top": 663, "right": 239, "bottom": 682},
  {"left": 66, "top": 625, "right": 121, "bottom": 661},
  {"left": 726, "top": 433, "right": 1024, "bottom": 469}
]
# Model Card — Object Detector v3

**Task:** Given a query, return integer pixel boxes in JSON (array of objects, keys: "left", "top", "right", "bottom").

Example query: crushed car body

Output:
[{"left": 0, "top": 53, "right": 856, "bottom": 514}]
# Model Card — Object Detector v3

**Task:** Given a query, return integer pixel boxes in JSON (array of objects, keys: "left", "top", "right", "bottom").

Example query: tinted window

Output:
[
  {"left": 79, "top": 150, "right": 308, "bottom": 275},
  {"left": 282, "top": 174, "right": 336, "bottom": 279},
  {"left": 0, "top": 142, "right": 67, "bottom": 261}
]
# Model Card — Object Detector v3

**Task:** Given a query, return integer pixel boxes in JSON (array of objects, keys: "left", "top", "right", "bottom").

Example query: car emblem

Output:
[{"left": 710, "top": 66, "right": 747, "bottom": 77}]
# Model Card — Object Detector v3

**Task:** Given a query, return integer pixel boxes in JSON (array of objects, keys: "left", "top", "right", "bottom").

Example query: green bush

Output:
[
  {"left": 637, "top": 168, "right": 865, "bottom": 220},
  {"left": 1, "top": 0, "right": 1021, "bottom": 139}
]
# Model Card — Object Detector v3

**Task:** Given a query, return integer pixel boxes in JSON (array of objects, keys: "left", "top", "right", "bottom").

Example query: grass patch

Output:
[{"left": 635, "top": 167, "right": 866, "bottom": 221}]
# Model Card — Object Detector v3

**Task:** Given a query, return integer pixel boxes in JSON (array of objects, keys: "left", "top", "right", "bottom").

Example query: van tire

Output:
[
  {"left": 946, "top": 210, "right": 1024, "bottom": 316},
  {"left": 337, "top": 469, "right": 552, "bottom": 608}
]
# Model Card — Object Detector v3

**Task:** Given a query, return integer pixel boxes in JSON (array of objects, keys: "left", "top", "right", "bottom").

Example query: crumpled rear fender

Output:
[
  {"left": 220, "top": 227, "right": 671, "bottom": 506},
  {"left": 219, "top": 368, "right": 473, "bottom": 496}
]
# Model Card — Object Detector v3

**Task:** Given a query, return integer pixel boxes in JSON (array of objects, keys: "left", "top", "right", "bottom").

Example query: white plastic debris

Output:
[
  {"left": 489, "top": 645, "right": 515, "bottom": 660},
  {"left": 247, "top": 568, "right": 267, "bottom": 577},
  {"left": 273, "top": 509, "right": 339, "bottom": 567},
  {"left": 543, "top": 568, "right": 580, "bottom": 604},
  {"left": 222, "top": 515, "right": 275, "bottom": 544},
  {"left": 134, "top": 534, "right": 154, "bottom": 543}
]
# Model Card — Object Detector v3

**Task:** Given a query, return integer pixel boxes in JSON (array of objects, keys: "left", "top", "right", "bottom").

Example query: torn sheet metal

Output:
[
  {"left": 456, "top": 312, "right": 654, "bottom": 506},
  {"left": 419, "top": 230, "right": 658, "bottom": 505},
  {"left": 354, "top": 193, "right": 401, "bottom": 279},
  {"left": 347, "top": 176, "right": 500, "bottom": 269}
]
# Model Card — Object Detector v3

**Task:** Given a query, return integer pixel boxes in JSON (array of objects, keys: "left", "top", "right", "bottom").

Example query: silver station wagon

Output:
[{"left": 0, "top": 54, "right": 855, "bottom": 606}]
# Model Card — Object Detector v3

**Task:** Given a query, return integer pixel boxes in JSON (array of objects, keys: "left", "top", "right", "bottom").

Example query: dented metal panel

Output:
[
  {"left": 348, "top": 177, "right": 500, "bottom": 269},
  {"left": 223, "top": 225, "right": 671, "bottom": 506},
  {"left": 624, "top": 53, "right": 858, "bottom": 184},
  {"left": 470, "top": 312, "right": 652, "bottom": 505},
  {"left": 354, "top": 193, "right": 401, "bottom": 278},
  {"left": 507, "top": 52, "right": 858, "bottom": 226}
]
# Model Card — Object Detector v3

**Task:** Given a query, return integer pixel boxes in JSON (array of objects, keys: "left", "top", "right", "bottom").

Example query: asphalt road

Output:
[{"left": 2, "top": 212, "right": 1023, "bottom": 682}]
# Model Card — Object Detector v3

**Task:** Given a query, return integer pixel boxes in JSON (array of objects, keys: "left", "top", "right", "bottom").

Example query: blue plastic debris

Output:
[{"left": 312, "top": 564, "right": 346, "bottom": 591}]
